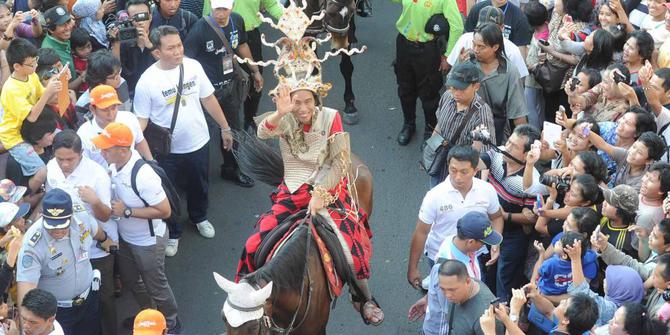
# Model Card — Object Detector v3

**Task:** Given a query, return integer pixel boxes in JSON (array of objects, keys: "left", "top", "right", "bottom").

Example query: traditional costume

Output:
[{"left": 234, "top": 3, "right": 371, "bottom": 283}]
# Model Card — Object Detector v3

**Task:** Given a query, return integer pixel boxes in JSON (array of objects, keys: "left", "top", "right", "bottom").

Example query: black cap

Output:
[
  {"left": 44, "top": 5, "right": 72, "bottom": 28},
  {"left": 42, "top": 189, "right": 72, "bottom": 229},
  {"left": 425, "top": 14, "right": 450, "bottom": 38},
  {"left": 477, "top": 6, "right": 504, "bottom": 28},
  {"left": 457, "top": 212, "right": 502, "bottom": 245},
  {"left": 446, "top": 62, "right": 482, "bottom": 89}
]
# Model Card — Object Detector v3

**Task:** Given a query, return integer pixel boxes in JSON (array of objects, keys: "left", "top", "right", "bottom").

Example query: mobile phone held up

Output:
[
  {"left": 538, "top": 39, "right": 549, "bottom": 46},
  {"left": 536, "top": 194, "right": 542, "bottom": 210},
  {"left": 613, "top": 71, "right": 626, "bottom": 85},
  {"left": 490, "top": 297, "right": 502, "bottom": 309}
]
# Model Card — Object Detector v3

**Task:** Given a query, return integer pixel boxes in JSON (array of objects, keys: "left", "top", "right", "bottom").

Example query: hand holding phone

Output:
[
  {"left": 536, "top": 194, "right": 543, "bottom": 210},
  {"left": 538, "top": 39, "right": 549, "bottom": 46}
]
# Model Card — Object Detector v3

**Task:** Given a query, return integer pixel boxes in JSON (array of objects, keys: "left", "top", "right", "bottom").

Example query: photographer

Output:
[{"left": 111, "top": 0, "right": 156, "bottom": 97}]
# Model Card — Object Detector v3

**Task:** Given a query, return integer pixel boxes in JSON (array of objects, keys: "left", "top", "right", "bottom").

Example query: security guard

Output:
[
  {"left": 393, "top": 0, "right": 463, "bottom": 146},
  {"left": 17, "top": 188, "right": 115, "bottom": 335}
]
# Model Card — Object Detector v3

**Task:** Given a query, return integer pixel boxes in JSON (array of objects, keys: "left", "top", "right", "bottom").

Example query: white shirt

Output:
[
  {"left": 110, "top": 151, "right": 167, "bottom": 246},
  {"left": 133, "top": 57, "right": 214, "bottom": 154},
  {"left": 418, "top": 176, "right": 501, "bottom": 260},
  {"left": 77, "top": 111, "right": 145, "bottom": 169},
  {"left": 49, "top": 320, "right": 65, "bottom": 335},
  {"left": 447, "top": 32, "right": 529, "bottom": 79},
  {"left": 434, "top": 235, "right": 486, "bottom": 279},
  {"left": 45, "top": 156, "right": 116, "bottom": 260}
]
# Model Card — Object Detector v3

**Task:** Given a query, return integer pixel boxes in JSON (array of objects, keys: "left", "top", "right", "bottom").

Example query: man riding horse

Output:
[{"left": 228, "top": 2, "right": 384, "bottom": 327}]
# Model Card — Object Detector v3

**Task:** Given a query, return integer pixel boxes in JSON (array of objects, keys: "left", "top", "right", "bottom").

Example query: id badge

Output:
[
  {"left": 222, "top": 54, "right": 234, "bottom": 75},
  {"left": 77, "top": 251, "right": 89, "bottom": 262}
]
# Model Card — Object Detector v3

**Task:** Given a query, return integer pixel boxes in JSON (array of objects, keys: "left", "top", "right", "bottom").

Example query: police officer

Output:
[
  {"left": 17, "top": 188, "right": 115, "bottom": 335},
  {"left": 394, "top": 0, "right": 464, "bottom": 146}
]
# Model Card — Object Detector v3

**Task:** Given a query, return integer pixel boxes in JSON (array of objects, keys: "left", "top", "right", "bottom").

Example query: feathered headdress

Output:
[{"left": 235, "top": 0, "right": 366, "bottom": 97}]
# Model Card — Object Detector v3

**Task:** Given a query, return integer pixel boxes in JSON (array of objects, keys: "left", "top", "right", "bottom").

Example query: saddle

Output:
[{"left": 255, "top": 212, "right": 354, "bottom": 298}]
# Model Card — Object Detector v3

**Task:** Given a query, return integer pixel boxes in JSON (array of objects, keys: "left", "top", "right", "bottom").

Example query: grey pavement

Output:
[{"left": 118, "top": 2, "right": 436, "bottom": 334}]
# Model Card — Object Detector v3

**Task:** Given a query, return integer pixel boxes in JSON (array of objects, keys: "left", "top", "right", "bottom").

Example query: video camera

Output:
[{"left": 105, "top": 11, "right": 150, "bottom": 42}]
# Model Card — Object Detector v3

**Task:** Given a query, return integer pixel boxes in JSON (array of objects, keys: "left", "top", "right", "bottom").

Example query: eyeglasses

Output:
[{"left": 22, "top": 56, "right": 39, "bottom": 68}]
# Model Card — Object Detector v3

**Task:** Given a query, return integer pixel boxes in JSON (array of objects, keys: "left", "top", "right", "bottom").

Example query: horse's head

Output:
[
  {"left": 323, "top": 0, "right": 355, "bottom": 49},
  {"left": 213, "top": 272, "right": 273, "bottom": 335}
]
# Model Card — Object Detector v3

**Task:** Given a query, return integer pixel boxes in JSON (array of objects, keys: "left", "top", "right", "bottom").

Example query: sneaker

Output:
[
  {"left": 166, "top": 239, "right": 179, "bottom": 257},
  {"left": 195, "top": 220, "right": 216, "bottom": 238},
  {"left": 421, "top": 275, "right": 430, "bottom": 290}
]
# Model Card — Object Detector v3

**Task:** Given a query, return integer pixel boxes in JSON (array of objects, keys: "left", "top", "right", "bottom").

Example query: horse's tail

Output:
[{"left": 232, "top": 131, "right": 284, "bottom": 187}]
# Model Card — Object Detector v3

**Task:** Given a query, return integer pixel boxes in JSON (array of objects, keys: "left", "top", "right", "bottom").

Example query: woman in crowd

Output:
[
  {"left": 470, "top": 22, "right": 526, "bottom": 145},
  {"left": 545, "top": 117, "right": 600, "bottom": 169},
  {"left": 623, "top": 30, "right": 655, "bottom": 84},
  {"left": 597, "top": 302, "right": 669, "bottom": 335}
]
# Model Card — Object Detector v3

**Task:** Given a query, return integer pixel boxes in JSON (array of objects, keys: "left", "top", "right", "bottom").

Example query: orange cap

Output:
[
  {"left": 91, "top": 122, "right": 133, "bottom": 149},
  {"left": 90, "top": 85, "right": 122, "bottom": 109},
  {"left": 133, "top": 309, "right": 167, "bottom": 335}
]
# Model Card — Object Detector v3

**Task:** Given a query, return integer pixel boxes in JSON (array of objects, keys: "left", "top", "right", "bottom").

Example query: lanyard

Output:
[
  {"left": 209, "top": 15, "right": 235, "bottom": 39},
  {"left": 499, "top": 2, "right": 509, "bottom": 16}
]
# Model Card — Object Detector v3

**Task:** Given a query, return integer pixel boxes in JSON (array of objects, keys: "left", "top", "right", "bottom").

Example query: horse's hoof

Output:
[{"left": 343, "top": 103, "right": 359, "bottom": 125}]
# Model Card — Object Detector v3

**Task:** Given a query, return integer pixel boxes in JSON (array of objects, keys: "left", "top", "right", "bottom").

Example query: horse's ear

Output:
[
  {"left": 212, "top": 272, "right": 237, "bottom": 293},
  {"left": 250, "top": 281, "right": 274, "bottom": 305}
]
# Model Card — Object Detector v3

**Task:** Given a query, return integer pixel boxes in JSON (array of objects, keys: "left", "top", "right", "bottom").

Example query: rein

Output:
[{"left": 260, "top": 220, "right": 315, "bottom": 334}]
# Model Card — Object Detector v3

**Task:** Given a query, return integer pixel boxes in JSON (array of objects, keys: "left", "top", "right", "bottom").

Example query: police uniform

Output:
[
  {"left": 393, "top": 0, "right": 464, "bottom": 145},
  {"left": 17, "top": 189, "right": 102, "bottom": 335}
]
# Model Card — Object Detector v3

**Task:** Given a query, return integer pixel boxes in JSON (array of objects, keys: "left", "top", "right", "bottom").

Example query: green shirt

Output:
[
  {"left": 393, "top": 0, "right": 464, "bottom": 55},
  {"left": 202, "top": 0, "right": 284, "bottom": 31},
  {"left": 40, "top": 34, "right": 77, "bottom": 80}
]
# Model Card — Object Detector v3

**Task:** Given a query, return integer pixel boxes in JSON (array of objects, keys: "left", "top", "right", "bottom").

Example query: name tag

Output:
[
  {"left": 223, "top": 55, "right": 234, "bottom": 75},
  {"left": 77, "top": 252, "right": 89, "bottom": 262}
]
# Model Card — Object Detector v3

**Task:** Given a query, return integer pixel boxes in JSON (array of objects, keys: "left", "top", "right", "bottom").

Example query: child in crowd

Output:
[
  {"left": 532, "top": 231, "right": 598, "bottom": 296},
  {"left": 0, "top": 38, "right": 62, "bottom": 181},
  {"left": 70, "top": 28, "right": 92, "bottom": 95}
]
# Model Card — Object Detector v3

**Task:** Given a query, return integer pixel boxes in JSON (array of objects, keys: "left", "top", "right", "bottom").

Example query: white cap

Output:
[{"left": 211, "top": 0, "right": 234, "bottom": 9}]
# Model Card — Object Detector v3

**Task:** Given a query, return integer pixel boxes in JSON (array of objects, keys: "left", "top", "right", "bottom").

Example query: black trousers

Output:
[
  {"left": 394, "top": 33, "right": 442, "bottom": 130},
  {"left": 215, "top": 89, "right": 241, "bottom": 171},
  {"left": 242, "top": 28, "right": 263, "bottom": 127}
]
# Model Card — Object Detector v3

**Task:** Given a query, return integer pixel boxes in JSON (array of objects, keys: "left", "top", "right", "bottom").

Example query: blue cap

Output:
[
  {"left": 456, "top": 212, "right": 502, "bottom": 245},
  {"left": 42, "top": 189, "right": 72, "bottom": 229}
]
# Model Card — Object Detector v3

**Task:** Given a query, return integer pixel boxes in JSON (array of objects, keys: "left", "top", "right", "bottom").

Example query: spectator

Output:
[
  {"left": 133, "top": 309, "right": 167, "bottom": 335},
  {"left": 622, "top": 30, "right": 654, "bottom": 84},
  {"left": 543, "top": 116, "right": 600, "bottom": 170},
  {"left": 393, "top": 0, "right": 463, "bottom": 146},
  {"left": 542, "top": 207, "right": 600, "bottom": 259},
  {"left": 595, "top": 1, "right": 623, "bottom": 29},
  {"left": 133, "top": 25, "right": 234, "bottom": 255},
  {"left": 77, "top": 50, "right": 132, "bottom": 113},
  {"left": 640, "top": 0, "right": 669, "bottom": 47},
  {"left": 468, "top": 23, "right": 527, "bottom": 145},
  {"left": 564, "top": 29, "right": 614, "bottom": 88},
  {"left": 0, "top": 38, "right": 61, "bottom": 183},
  {"left": 636, "top": 64, "right": 670, "bottom": 161},
  {"left": 72, "top": 0, "right": 110, "bottom": 49},
  {"left": 563, "top": 151, "right": 609, "bottom": 186},
  {"left": 566, "top": 239, "right": 644, "bottom": 326},
  {"left": 574, "top": 64, "right": 634, "bottom": 122},
  {"left": 407, "top": 146, "right": 503, "bottom": 290},
  {"left": 111, "top": 0, "right": 156, "bottom": 97},
  {"left": 465, "top": 0, "right": 532, "bottom": 56},
  {"left": 447, "top": 6, "right": 528, "bottom": 81},
  {"left": 16, "top": 289, "right": 65, "bottom": 335},
  {"left": 527, "top": 289, "right": 599, "bottom": 335},
  {"left": 70, "top": 27, "right": 91, "bottom": 95},
  {"left": 524, "top": 0, "right": 549, "bottom": 128},
  {"left": 41, "top": 6, "right": 84, "bottom": 90},
  {"left": 598, "top": 185, "right": 640, "bottom": 258},
  {"left": 0, "top": 6, "right": 41, "bottom": 50},
  {"left": 184, "top": 0, "right": 260, "bottom": 187},
  {"left": 480, "top": 124, "right": 545, "bottom": 302},
  {"left": 635, "top": 162, "right": 670, "bottom": 260},
  {"left": 408, "top": 212, "right": 503, "bottom": 334},
  {"left": 34, "top": 48, "right": 79, "bottom": 130},
  {"left": 599, "top": 302, "right": 669, "bottom": 335},
  {"left": 180, "top": 0, "right": 203, "bottom": 18},
  {"left": 429, "top": 62, "right": 495, "bottom": 186},
  {"left": 77, "top": 85, "right": 153, "bottom": 168},
  {"left": 531, "top": 232, "right": 598, "bottom": 296},
  {"left": 657, "top": 3, "right": 670, "bottom": 67},
  {"left": 409, "top": 259, "right": 504, "bottom": 335},
  {"left": 92, "top": 122, "right": 182, "bottom": 334},
  {"left": 150, "top": 0, "right": 198, "bottom": 41}
]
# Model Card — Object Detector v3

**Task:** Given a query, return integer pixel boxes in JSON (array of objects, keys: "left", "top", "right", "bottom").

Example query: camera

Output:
[
  {"left": 613, "top": 71, "right": 626, "bottom": 85},
  {"left": 471, "top": 129, "right": 491, "bottom": 142},
  {"left": 539, "top": 175, "right": 570, "bottom": 192},
  {"left": 105, "top": 12, "right": 150, "bottom": 42},
  {"left": 570, "top": 77, "right": 580, "bottom": 92}
]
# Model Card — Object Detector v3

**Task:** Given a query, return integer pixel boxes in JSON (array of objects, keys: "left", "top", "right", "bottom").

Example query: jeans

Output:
[
  {"left": 8, "top": 142, "right": 45, "bottom": 176},
  {"left": 56, "top": 289, "right": 101, "bottom": 335},
  {"left": 496, "top": 228, "right": 529, "bottom": 302},
  {"left": 158, "top": 143, "right": 209, "bottom": 238}
]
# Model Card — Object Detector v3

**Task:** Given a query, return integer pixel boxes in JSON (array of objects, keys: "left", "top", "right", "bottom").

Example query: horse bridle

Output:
[{"left": 234, "top": 221, "right": 315, "bottom": 334}]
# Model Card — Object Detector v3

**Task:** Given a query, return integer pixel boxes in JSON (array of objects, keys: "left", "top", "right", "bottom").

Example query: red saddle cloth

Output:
[{"left": 265, "top": 220, "right": 345, "bottom": 297}]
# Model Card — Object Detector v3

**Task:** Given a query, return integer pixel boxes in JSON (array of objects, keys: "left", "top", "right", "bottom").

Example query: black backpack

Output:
[{"left": 130, "top": 159, "right": 181, "bottom": 236}]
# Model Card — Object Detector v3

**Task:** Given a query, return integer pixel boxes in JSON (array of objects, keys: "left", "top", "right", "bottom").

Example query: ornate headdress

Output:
[{"left": 235, "top": 1, "right": 366, "bottom": 97}]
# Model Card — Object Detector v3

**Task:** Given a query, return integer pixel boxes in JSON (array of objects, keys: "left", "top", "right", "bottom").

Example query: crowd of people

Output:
[
  {"left": 401, "top": 0, "right": 670, "bottom": 334},
  {"left": 0, "top": 0, "right": 669, "bottom": 333}
]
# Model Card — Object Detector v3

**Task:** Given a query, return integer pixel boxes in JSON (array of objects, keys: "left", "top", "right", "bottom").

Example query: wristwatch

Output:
[
  {"left": 2, "top": 34, "right": 12, "bottom": 41},
  {"left": 510, "top": 314, "right": 519, "bottom": 323},
  {"left": 123, "top": 207, "right": 132, "bottom": 218}
]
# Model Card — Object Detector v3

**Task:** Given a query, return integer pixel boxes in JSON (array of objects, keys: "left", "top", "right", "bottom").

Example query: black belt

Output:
[{"left": 399, "top": 33, "right": 436, "bottom": 48}]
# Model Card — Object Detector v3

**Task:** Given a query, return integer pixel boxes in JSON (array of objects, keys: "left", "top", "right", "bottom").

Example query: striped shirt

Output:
[{"left": 435, "top": 92, "right": 496, "bottom": 146}]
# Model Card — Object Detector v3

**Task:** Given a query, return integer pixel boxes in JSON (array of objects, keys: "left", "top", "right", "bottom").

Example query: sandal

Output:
[{"left": 357, "top": 297, "right": 384, "bottom": 326}]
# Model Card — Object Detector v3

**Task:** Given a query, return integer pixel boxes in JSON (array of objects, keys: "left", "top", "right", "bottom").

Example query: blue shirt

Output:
[{"left": 538, "top": 250, "right": 598, "bottom": 295}]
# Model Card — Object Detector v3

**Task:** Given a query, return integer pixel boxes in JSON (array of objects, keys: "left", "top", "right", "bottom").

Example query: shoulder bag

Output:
[
  {"left": 421, "top": 101, "right": 477, "bottom": 177},
  {"left": 143, "top": 63, "right": 183, "bottom": 158},
  {"left": 205, "top": 16, "right": 250, "bottom": 106}
]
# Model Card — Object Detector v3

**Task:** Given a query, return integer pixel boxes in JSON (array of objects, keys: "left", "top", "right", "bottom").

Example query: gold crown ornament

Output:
[{"left": 235, "top": 0, "right": 366, "bottom": 97}]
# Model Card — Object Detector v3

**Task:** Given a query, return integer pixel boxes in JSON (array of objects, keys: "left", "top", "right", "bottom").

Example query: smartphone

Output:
[
  {"left": 594, "top": 224, "right": 602, "bottom": 238},
  {"left": 536, "top": 194, "right": 542, "bottom": 210},
  {"left": 538, "top": 39, "right": 549, "bottom": 46},
  {"left": 613, "top": 71, "right": 626, "bottom": 84},
  {"left": 570, "top": 77, "right": 580, "bottom": 92},
  {"left": 490, "top": 298, "right": 501, "bottom": 309}
]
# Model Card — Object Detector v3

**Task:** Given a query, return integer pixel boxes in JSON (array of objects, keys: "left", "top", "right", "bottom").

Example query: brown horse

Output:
[{"left": 215, "top": 148, "right": 373, "bottom": 334}]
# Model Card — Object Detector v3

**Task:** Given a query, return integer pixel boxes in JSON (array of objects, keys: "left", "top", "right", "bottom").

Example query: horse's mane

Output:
[{"left": 244, "top": 212, "right": 319, "bottom": 291}]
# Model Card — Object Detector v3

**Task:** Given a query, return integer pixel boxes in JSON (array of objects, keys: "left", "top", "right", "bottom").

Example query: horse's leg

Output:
[
  {"left": 341, "top": 16, "right": 359, "bottom": 125},
  {"left": 351, "top": 154, "right": 372, "bottom": 216}
]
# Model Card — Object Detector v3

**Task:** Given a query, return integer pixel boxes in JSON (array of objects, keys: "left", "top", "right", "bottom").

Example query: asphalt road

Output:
[{"left": 119, "top": 2, "right": 437, "bottom": 334}]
